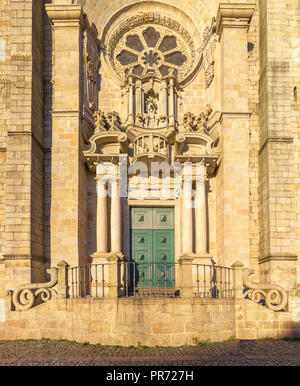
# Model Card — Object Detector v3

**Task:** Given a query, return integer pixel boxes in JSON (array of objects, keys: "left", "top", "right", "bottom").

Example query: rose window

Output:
[
  {"left": 107, "top": 20, "right": 194, "bottom": 83},
  {"left": 142, "top": 50, "right": 161, "bottom": 67}
]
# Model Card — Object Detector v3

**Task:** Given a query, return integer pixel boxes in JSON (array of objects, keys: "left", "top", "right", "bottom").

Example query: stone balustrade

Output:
[{"left": 133, "top": 134, "right": 170, "bottom": 161}]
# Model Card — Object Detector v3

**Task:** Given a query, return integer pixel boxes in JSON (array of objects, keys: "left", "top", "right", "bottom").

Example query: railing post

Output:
[
  {"left": 57, "top": 260, "right": 70, "bottom": 298},
  {"left": 178, "top": 255, "right": 194, "bottom": 297},
  {"left": 231, "top": 261, "right": 244, "bottom": 299},
  {"left": 107, "top": 253, "right": 122, "bottom": 298}
]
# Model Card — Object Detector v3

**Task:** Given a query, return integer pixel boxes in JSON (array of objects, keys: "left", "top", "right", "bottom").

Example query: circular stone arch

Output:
[{"left": 77, "top": 0, "right": 214, "bottom": 86}]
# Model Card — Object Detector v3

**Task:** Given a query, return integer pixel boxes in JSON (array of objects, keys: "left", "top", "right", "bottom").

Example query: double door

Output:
[{"left": 130, "top": 207, "right": 175, "bottom": 288}]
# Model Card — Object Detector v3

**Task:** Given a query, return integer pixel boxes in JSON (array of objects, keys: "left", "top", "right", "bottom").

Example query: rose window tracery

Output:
[{"left": 106, "top": 13, "right": 196, "bottom": 84}]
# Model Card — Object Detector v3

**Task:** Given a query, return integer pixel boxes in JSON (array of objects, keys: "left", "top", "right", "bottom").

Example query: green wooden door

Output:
[
  {"left": 152, "top": 230, "right": 174, "bottom": 287},
  {"left": 130, "top": 207, "right": 174, "bottom": 288}
]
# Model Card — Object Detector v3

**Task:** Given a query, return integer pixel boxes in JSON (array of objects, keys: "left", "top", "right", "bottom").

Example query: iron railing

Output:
[
  {"left": 66, "top": 261, "right": 232, "bottom": 299},
  {"left": 120, "top": 261, "right": 179, "bottom": 298},
  {"left": 193, "top": 264, "right": 232, "bottom": 298},
  {"left": 67, "top": 264, "right": 107, "bottom": 298}
]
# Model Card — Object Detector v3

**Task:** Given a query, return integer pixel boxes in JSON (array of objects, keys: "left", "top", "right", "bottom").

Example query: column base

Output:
[
  {"left": 192, "top": 253, "right": 214, "bottom": 266},
  {"left": 91, "top": 251, "right": 124, "bottom": 260}
]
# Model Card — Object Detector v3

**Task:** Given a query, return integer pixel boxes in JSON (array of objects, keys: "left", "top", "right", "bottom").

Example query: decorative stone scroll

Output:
[
  {"left": 243, "top": 268, "right": 288, "bottom": 311},
  {"left": 10, "top": 268, "right": 58, "bottom": 311}
]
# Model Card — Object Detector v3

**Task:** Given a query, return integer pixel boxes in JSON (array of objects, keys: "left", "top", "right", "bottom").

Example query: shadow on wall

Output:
[{"left": 43, "top": 1, "right": 53, "bottom": 282}]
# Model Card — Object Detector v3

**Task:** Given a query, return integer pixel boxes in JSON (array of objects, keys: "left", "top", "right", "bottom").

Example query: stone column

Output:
[
  {"left": 46, "top": 4, "right": 86, "bottom": 268},
  {"left": 160, "top": 80, "right": 168, "bottom": 119},
  {"left": 128, "top": 75, "right": 134, "bottom": 124},
  {"left": 181, "top": 176, "right": 193, "bottom": 255},
  {"left": 195, "top": 164, "right": 207, "bottom": 255},
  {"left": 135, "top": 79, "right": 142, "bottom": 115},
  {"left": 110, "top": 178, "right": 122, "bottom": 254},
  {"left": 96, "top": 177, "right": 108, "bottom": 254},
  {"left": 168, "top": 77, "right": 175, "bottom": 126}
]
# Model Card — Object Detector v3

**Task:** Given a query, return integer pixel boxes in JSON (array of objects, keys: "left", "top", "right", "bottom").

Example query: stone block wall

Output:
[
  {"left": 0, "top": 0, "right": 45, "bottom": 295},
  {"left": 0, "top": 0, "right": 299, "bottom": 295},
  {"left": 0, "top": 297, "right": 236, "bottom": 345},
  {"left": 258, "top": 0, "right": 298, "bottom": 288},
  {"left": 0, "top": 295, "right": 299, "bottom": 345}
]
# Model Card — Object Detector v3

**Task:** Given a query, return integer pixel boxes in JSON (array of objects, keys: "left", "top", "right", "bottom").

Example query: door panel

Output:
[
  {"left": 130, "top": 208, "right": 175, "bottom": 288},
  {"left": 131, "top": 229, "right": 152, "bottom": 287},
  {"left": 153, "top": 230, "right": 174, "bottom": 287},
  {"left": 152, "top": 207, "right": 174, "bottom": 229},
  {"left": 131, "top": 208, "right": 152, "bottom": 229}
]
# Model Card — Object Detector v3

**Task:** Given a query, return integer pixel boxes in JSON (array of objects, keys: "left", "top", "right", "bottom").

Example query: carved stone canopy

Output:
[
  {"left": 83, "top": 130, "right": 129, "bottom": 172},
  {"left": 83, "top": 107, "right": 221, "bottom": 177},
  {"left": 174, "top": 132, "right": 220, "bottom": 175}
]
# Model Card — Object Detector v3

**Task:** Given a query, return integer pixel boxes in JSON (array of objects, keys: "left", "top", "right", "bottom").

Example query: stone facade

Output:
[{"left": 0, "top": 0, "right": 299, "bottom": 344}]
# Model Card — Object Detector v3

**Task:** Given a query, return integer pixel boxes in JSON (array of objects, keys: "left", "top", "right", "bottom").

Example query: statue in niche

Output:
[{"left": 144, "top": 94, "right": 159, "bottom": 128}]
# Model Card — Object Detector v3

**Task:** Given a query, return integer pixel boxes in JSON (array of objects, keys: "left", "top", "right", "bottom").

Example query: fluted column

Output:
[
  {"left": 128, "top": 75, "right": 134, "bottom": 124},
  {"left": 96, "top": 178, "right": 108, "bottom": 253},
  {"left": 110, "top": 177, "right": 122, "bottom": 253},
  {"left": 195, "top": 164, "right": 207, "bottom": 255},
  {"left": 160, "top": 79, "right": 168, "bottom": 120},
  {"left": 169, "top": 77, "right": 175, "bottom": 126},
  {"left": 135, "top": 79, "right": 142, "bottom": 115},
  {"left": 181, "top": 177, "right": 193, "bottom": 255}
]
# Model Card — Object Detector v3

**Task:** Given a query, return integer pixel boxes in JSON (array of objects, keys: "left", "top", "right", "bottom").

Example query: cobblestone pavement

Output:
[{"left": 0, "top": 339, "right": 300, "bottom": 366}]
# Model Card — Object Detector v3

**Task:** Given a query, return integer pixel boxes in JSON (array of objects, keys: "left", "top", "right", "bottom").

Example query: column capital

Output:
[
  {"left": 216, "top": 3, "right": 256, "bottom": 36},
  {"left": 45, "top": 4, "right": 84, "bottom": 27}
]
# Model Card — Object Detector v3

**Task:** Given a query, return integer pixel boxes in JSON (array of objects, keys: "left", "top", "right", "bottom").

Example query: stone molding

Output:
[
  {"left": 216, "top": 3, "right": 256, "bottom": 36},
  {"left": 259, "top": 136, "right": 294, "bottom": 154},
  {"left": 45, "top": 4, "right": 83, "bottom": 26},
  {"left": 3, "top": 255, "right": 44, "bottom": 263},
  {"left": 259, "top": 255, "right": 298, "bottom": 264}
]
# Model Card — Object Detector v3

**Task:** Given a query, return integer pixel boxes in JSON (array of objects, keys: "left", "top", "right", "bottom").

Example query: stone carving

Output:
[
  {"left": 243, "top": 268, "right": 288, "bottom": 311},
  {"left": 94, "top": 109, "right": 108, "bottom": 132},
  {"left": 94, "top": 110, "right": 121, "bottom": 132},
  {"left": 202, "top": 18, "right": 218, "bottom": 89},
  {"left": 183, "top": 112, "right": 196, "bottom": 132},
  {"left": 133, "top": 134, "right": 169, "bottom": 160},
  {"left": 106, "top": 12, "right": 195, "bottom": 84},
  {"left": 205, "top": 63, "right": 215, "bottom": 89},
  {"left": 202, "top": 17, "right": 216, "bottom": 47},
  {"left": 83, "top": 19, "right": 101, "bottom": 112},
  {"left": 10, "top": 268, "right": 58, "bottom": 311},
  {"left": 145, "top": 95, "right": 158, "bottom": 115},
  {"left": 182, "top": 105, "right": 213, "bottom": 133},
  {"left": 107, "top": 111, "right": 122, "bottom": 132}
]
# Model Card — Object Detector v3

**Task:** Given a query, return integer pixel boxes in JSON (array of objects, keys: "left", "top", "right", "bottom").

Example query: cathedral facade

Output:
[{"left": 0, "top": 0, "right": 299, "bottom": 344}]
